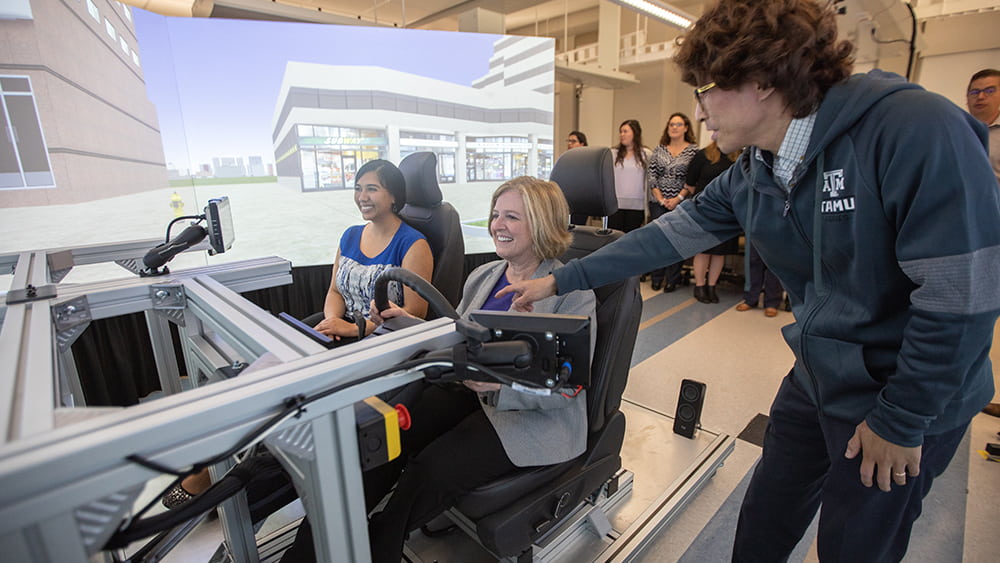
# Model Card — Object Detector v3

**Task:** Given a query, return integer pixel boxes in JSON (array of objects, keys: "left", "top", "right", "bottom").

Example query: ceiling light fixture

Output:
[{"left": 608, "top": 0, "right": 696, "bottom": 30}]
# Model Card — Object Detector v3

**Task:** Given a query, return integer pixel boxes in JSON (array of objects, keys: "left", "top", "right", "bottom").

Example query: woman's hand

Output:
[
  {"left": 369, "top": 299, "right": 413, "bottom": 325},
  {"left": 464, "top": 380, "right": 502, "bottom": 393},
  {"left": 665, "top": 196, "right": 681, "bottom": 211},
  {"left": 313, "top": 316, "right": 359, "bottom": 340}
]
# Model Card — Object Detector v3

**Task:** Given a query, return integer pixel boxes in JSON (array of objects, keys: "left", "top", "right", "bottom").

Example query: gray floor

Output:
[
  {"left": 629, "top": 281, "right": 1000, "bottom": 563},
  {"left": 127, "top": 279, "right": 1000, "bottom": 562}
]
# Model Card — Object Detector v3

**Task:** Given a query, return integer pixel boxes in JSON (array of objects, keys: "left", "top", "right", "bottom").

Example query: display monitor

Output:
[
  {"left": 205, "top": 197, "right": 234, "bottom": 255},
  {"left": 467, "top": 310, "right": 591, "bottom": 389}
]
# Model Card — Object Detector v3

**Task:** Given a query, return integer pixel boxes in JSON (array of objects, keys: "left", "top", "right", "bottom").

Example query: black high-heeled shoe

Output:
[
  {"left": 651, "top": 280, "right": 663, "bottom": 291},
  {"left": 707, "top": 285, "right": 719, "bottom": 303},
  {"left": 694, "top": 285, "right": 710, "bottom": 303}
]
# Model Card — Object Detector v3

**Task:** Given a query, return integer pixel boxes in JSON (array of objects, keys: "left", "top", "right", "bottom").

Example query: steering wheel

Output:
[{"left": 373, "top": 267, "right": 459, "bottom": 321}]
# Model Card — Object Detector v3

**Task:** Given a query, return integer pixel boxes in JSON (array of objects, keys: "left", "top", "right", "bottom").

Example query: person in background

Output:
[
  {"left": 735, "top": 241, "right": 783, "bottom": 316},
  {"left": 646, "top": 113, "right": 698, "bottom": 292},
  {"left": 566, "top": 130, "right": 588, "bottom": 149},
  {"left": 313, "top": 159, "right": 433, "bottom": 342},
  {"left": 966, "top": 68, "right": 1000, "bottom": 183},
  {"left": 685, "top": 141, "right": 741, "bottom": 303},
  {"left": 566, "top": 130, "right": 591, "bottom": 226},
  {"left": 497, "top": 1, "right": 1000, "bottom": 560},
  {"left": 966, "top": 69, "right": 1000, "bottom": 417},
  {"left": 608, "top": 119, "right": 651, "bottom": 233}
]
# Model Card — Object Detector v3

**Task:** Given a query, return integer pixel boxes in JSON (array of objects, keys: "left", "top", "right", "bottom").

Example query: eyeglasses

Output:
[
  {"left": 967, "top": 86, "right": 997, "bottom": 98},
  {"left": 694, "top": 81, "right": 717, "bottom": 104},
  {"left": 668, "top": 122, "right": 686, "bottom": 128}
]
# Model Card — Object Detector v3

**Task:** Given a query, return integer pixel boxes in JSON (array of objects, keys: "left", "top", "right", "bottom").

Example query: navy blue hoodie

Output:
[{"left": 555, "top": 71, "right": 1000, "bottom": 446}]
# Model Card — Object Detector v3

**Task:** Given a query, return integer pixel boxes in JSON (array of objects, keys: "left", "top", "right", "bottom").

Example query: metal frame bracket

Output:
[
  {"left": 5, "top": 283, "right": 57, "bottom": 305},
  {"left": 151, "top": 284, "right": 186, "bottom": 310},
  {"left": 53, "top": 296, "right": 92, "bottom": 353}
]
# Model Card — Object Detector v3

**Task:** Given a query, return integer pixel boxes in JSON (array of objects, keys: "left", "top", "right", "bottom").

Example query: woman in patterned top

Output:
[
  {"left": 314, "top": 159, "right": 433, "bottom": 342},
  {"left": 646, "top": 112, "right": 699, "bottom": 292}
]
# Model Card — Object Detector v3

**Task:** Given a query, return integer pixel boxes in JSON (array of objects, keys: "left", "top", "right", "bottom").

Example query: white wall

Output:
[{"left": 917, "top": 48, "right": 1000, "bottom": 109}]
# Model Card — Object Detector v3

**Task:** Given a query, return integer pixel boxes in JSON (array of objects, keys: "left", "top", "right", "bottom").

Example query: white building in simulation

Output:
[
  {"left": 272, "top": 37, "right": 554, "bottom": 192},
  {"left": 473, "top": 35, "right": 555, "bottom": 94}
]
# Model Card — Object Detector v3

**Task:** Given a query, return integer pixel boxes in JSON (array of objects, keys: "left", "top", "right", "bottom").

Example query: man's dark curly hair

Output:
[{"left": 674, "top": 0, "right": 854, "bottom": 118}]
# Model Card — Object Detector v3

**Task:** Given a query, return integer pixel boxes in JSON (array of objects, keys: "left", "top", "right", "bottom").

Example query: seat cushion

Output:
[{"left": 453, "top": 462, "right": 571, "bottom": 520}]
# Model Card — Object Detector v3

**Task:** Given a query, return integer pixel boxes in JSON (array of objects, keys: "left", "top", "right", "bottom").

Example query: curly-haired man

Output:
[{"left": 500, "top": 1, "right": 1000, "bottom": 560}]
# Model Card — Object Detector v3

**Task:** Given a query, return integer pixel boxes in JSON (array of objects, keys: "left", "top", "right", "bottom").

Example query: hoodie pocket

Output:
[{"left": 802, "top": 334, "right": 882, "bottom": 421}]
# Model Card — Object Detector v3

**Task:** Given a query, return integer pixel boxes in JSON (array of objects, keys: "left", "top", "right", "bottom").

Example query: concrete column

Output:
[
  {"left": 456, "top": 132, "right": 467, "bottom": 183},
  {"left": 579, "top": 87, "right": 617, "bottom": 147},
  {"left": 458, "top": 8, "right": 505, "bottom": 34},
  {"left": 578, "top": 1, "right": 620, "bottom": 148},
  {"left": 528, "top": 133, "right": 538, "bottom": 177},
  {"left": 386, "top": 124, "right": 400, "bottom": 163},
  {"left": 597, "top": 1, "right": 621, "bottom": 71}
]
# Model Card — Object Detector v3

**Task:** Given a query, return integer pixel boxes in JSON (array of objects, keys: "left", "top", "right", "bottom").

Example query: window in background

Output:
[
  {"left": 0, "top": 76, "right": 55, "bottom": 189},
  {"left": 537, "top": 139, "right": 553, "bottom": 179},
  {"left": 86, "top": 0, "right": 99, "bottom": 22},
  {"left": 104, "top": 18, "right": 116, "bottom": 41},
  {"left": 465, "top": 135, "right": 530, "bottom": 181},
  {"left": 399, "top": 131, "right": 458, "bottom": 183},
  {"left": 283, "top": 124, "right": 387, "bottom": 191}
]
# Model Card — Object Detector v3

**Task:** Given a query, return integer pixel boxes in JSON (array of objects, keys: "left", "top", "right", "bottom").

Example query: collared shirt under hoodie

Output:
[
  {"left": 552, "top": 70, "right": 1000, "bottom": 447},
  {"left": 754, "top": 113, "right": 817, "bottom": 192}
]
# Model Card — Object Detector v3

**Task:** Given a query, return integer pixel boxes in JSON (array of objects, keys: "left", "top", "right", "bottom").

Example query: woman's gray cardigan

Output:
[{"left": 457, "top": 258, "right": 597, "bottom": 467}]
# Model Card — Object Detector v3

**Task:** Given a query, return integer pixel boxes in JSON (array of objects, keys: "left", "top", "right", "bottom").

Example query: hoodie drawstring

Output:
[
  {"left": 742, "top": 151, "right": 825, "bottom": 298},
  {"left": 744, "top": 154, "right": 756, "bottom": 293},
  {"left": 812, "top": 152, "right": 825, "bottom": 296}
]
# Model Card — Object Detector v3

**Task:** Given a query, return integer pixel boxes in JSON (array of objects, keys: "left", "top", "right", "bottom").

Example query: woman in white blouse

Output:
[{"left": 609, "top": 119, "right": 652, "bottom": 233}]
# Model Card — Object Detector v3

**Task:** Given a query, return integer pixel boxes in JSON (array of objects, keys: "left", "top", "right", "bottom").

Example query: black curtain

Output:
[
  {"left": 72, "top": 312, "right": 177, "bottom": 406},
  {"left": 70, "top": 255, "right": 497, "bottom": 406}
]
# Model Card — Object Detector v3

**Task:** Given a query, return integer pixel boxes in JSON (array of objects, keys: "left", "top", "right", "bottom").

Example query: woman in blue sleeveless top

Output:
[{"left": 313, "top": 159, "right": 433, "bottom": 342}]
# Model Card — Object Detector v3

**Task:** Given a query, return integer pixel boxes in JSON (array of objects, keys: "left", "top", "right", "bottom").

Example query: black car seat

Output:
[
  {"left": 397, "top": 151, "right": 465, "bottom": 313},
  {"left": 448, "top": 146, "right": 643, "bottom": 558}
]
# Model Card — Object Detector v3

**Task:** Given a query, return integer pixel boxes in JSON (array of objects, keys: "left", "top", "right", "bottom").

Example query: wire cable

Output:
[
  {"left": 163, "top": 214, "right": 204, "bottom": 243},
  {"left": 112, "top": 348, "right": 579, "bottom": 543}
]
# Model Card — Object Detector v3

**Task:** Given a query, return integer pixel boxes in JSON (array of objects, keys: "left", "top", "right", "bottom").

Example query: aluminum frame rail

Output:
[
  {"left": 0, "top": 251, "right": 58, "bottom": 444},
  {"left": 0, "top": 238, "right": 212, "bottom": 288},
  {"left": 1, "top": 254, "right": 292, "bottom": 419},
  {"left": 0, "top": 286, "right": 461, "bottom": 561}
]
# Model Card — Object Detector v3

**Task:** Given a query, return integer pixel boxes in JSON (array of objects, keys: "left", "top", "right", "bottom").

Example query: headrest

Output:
[
  {"left": 549, "top": 147, "right": 618, "bottom": 217},
  {"left": 398, "top": 152, "right": 443, "bottom": 208}
]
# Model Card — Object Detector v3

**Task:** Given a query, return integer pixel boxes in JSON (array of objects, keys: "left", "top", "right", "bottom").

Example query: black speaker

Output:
[{"left": 673, "top": 379, "right": 706, "bottom": 438}]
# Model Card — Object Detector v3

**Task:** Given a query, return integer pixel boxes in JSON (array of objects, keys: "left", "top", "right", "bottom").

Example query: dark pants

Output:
[
  {"left": 733, "top": 373, "right": 968, "bottom": 563},
  {"left": 281, "top": 384, "right": 519, "bottom": 563},
  {"left": 647, "top": 201, "right": 682, "bottom": 286},
  {"left": 743, "top": 243, "right": 783, "bottom": 308},
  {"left": 606, "top": 208, "right": 644, "bottom": 233}
]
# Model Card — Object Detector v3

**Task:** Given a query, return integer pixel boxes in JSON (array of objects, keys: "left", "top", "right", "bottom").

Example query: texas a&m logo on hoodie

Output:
[{"left": 820, "top": 169, "right": 855, "bottom": 214}]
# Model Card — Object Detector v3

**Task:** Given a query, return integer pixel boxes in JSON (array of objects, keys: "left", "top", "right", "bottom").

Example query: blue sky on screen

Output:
[{"left": 133, "top": 10, "right": 501, "bottom": 173}]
